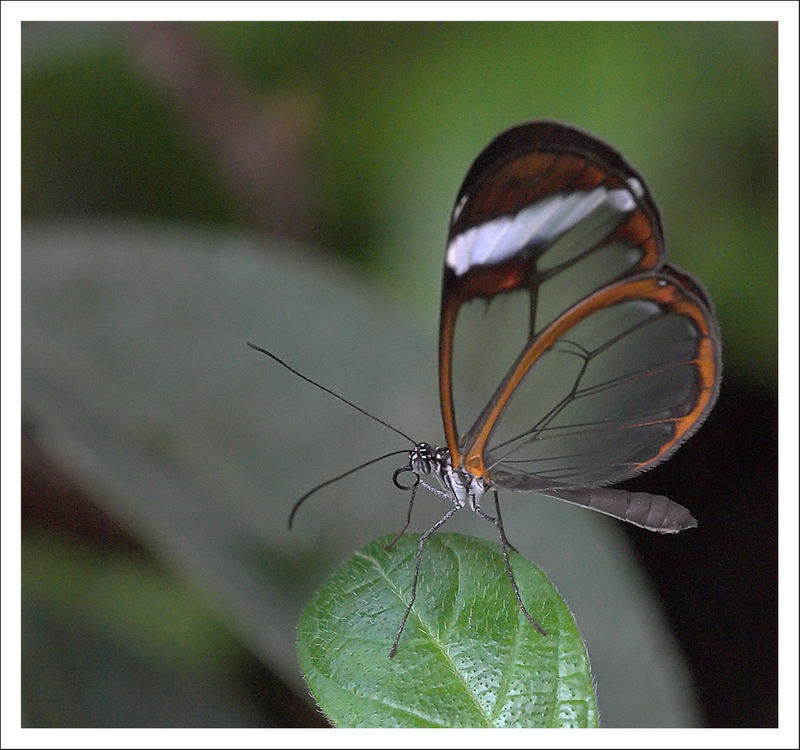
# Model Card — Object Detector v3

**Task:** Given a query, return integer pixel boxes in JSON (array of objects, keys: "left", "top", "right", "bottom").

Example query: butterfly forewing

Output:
[
  {"left": 447, "top": 290, "right": 531, "bottom": 444},
  {"left": 439, "top": 122, "right": 721, "bottom": 489}
]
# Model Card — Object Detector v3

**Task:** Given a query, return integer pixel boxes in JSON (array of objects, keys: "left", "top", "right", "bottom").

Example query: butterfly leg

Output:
[
  {"left": 385, "top": 485, "right": 417, "bottom": 550},
  {"left": 491, "top": 490, "right": 518, "bottom": 553},
  {"left": 473, "top": 490, "right": 546, "bottom": 636},
  {"left": 388, "top": 503, "right": 461, "bottom": 658},
  {"left": 386, "top": 475, "right": 461, "bottom": 550}
]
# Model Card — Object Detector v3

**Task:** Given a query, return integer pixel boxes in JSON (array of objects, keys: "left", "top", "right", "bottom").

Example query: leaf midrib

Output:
[{"left": 356, "top": 547, "right": 492, "bottom": 727}]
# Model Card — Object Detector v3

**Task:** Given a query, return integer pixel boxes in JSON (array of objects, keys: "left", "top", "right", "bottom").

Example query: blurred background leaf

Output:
[
  {"left": 22, "top": 220, "right": 701, "bottom": 727},
  {"left": 22, "top": 531, "right": 265, "bottom": 727},
  {"left": 19, "top": 20, "right": 777, "bottom": 728}
]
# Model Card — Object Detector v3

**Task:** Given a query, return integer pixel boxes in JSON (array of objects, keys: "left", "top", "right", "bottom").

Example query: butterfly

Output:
[{"left": 249, "top": 120, "right": 722, "bottom": 657}]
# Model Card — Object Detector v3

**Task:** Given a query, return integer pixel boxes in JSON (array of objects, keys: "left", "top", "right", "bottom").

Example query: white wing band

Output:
[{"left": 446, "top": 177, "right": 643, "bottom": 276}]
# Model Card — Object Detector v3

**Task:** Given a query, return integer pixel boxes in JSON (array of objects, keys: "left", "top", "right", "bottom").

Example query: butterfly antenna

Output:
[
  {"left": 288, "top": 449, "right": 410, "bottom": 529},
  {"left": 247, "top": 342, "right": 416, "bottom": 443}
]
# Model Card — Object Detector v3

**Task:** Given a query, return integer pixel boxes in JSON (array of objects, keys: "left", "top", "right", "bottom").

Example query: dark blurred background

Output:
[{"left": 20, "top": 21, "right": 777, "bottom": 727}]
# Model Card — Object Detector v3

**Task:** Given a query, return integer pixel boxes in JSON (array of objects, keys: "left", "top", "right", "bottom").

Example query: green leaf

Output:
[{"left": 297, "top": 533, "right": 597, "bottom": 728}]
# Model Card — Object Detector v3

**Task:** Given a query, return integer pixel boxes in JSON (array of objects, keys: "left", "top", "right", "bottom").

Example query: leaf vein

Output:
[{"left": 356, "top": 545, "right": 493, "bottom": 727}]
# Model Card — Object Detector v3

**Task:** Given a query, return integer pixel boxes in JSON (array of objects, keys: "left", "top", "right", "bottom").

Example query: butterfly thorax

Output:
[{"left": 407, "top": 442, "right": 487, "bottom": 510}]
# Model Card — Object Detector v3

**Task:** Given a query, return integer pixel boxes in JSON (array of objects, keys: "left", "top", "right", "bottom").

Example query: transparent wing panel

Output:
[
  {"left": 450, "top": 238, "right": 659, "bottom": 458},
  {"left": 485, "top": 295, "right": 712, "bottom": 488},
  {"left": 449, "top": 291, "right": 529, "bottom": 446},
  {"left": 534, "top": 241, "right": 646, "bottom": 335}
]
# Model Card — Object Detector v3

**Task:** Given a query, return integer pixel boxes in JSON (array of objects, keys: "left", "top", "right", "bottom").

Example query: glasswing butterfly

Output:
[{"left": 249, "top": 120, "right": 722, "bottom": 657}]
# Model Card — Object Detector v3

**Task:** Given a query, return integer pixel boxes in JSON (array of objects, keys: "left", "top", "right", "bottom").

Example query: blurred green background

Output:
[{"left": 21, "top": 21, "right": 777, "bottom": 728}]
